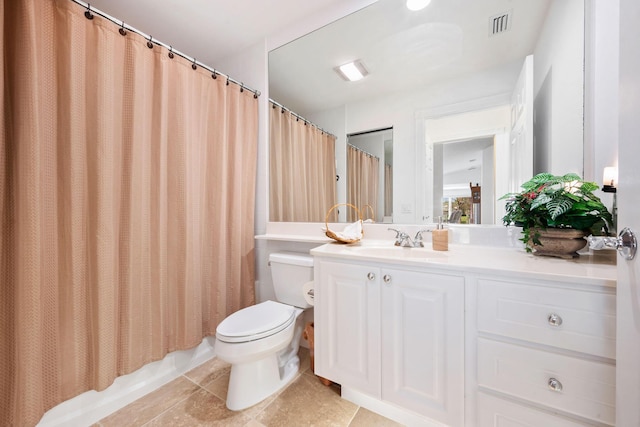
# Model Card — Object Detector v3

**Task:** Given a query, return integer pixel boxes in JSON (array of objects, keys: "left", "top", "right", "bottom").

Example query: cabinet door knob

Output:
[
  {"left": 548, "top": 377, "right": 563, "bottom": 392},
  {"left": 383, "top": 274, "right": 392, "bottom": 284},
  {"left": 367, "top": 272, "right": 375, "bottom": 281},
  {"left": 548, "top": 313, "right": 563, "bottom": 327}
]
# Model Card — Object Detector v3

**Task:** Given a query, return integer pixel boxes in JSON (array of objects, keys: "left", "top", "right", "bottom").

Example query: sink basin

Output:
[{"left": 346, "top": 245, "right": 448, "bottom": 260}]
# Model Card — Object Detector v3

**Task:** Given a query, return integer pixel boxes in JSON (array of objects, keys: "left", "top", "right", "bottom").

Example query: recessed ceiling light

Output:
[
  {"left": 334, "top": 60, "right": 369, "bottom": 82},
  {"left": 406, "top": 0, "right": 431, "bottom": 11}
]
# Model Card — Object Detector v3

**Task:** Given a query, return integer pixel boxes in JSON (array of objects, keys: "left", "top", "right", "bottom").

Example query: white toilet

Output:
[{"left": 214, "top": 251, "right": 314, "bottom": 411}]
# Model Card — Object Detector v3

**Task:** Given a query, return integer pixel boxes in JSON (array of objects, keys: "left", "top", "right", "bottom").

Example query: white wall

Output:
[
  {"left": 481, "top": 144, "right": 495, "bottom": 224},
  {"left": 585, "top": 0, "right": 619, "bottom": 214},
  {"left": 533, "top": 0, "right": 585, "bottom": 176}
]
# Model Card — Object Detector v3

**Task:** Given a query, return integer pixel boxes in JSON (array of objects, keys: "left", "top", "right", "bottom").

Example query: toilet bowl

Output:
[{"left": 214, "top": 252, "right": 313, "bottom": 411}]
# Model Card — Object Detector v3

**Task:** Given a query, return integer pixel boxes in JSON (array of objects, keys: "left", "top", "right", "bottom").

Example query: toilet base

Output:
[
  {"left": 219, "top": 310, "right": 305, "bottom": 411},
  {"left": 226, "top": 352, "right": 300, "bottom": 411}
]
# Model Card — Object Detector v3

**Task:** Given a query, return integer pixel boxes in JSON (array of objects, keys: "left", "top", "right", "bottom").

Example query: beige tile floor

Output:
[{"left": 95, "top": 348, "right": 403, "bottom": 426}]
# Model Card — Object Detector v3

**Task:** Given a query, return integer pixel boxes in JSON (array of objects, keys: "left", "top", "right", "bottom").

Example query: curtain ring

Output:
[
  {"left": 226, "top": 77, "right": 230, "bottom": 86},
  {"left": 168, "top": 46, "right": 174, "bottom": 59},
  {"left": 147, "top": 36, "right": 154, "bottom": 49},
  {"left": 240, "top": 83, "right": 244, "bottom": 93},
  {"left": 281, "top": 107, "right": 285, "bottom": 114},
  {"left": 211, "top": 70, "right": 217, "bottom": 79},
  {"left": 191, "top": 59, "right": 197, "bottom": 70},
  {"left": 253, "top": 91, "right": 258, "bottom": 99},
  {"left": 119, "top": 22, "right": 127, "bottom": 36},
  {"left": 84, "top": 4, "right": 94, "bottom": 20}
]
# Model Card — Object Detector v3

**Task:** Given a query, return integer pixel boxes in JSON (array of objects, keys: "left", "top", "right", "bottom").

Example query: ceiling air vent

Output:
[{"left": 489, "top": 10, "right": 512, "bottom": 36}]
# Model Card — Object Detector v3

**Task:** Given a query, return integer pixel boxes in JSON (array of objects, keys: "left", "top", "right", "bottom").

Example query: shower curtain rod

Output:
[
  {"left": 347, "top": 142, "right": 378, "bottom": 159},
  {"left": 269, "top": 99, "right": 336, "bottom": 139},
  {"left": 70, "top": 0, "right": 261, "bottom": 98}
]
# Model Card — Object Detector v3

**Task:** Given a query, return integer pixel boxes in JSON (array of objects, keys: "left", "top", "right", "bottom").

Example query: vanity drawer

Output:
[
  {"left": 477, "top": 393, "right": 593, "bottom": 427},
  {"left": 477, "top": 338, "right": 615, "bottom": 425},
  {"left": 476, "top": 278, "right": 616, "bottom": 358}
]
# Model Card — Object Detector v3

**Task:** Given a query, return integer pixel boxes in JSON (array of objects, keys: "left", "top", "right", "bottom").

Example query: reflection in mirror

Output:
[
  {"left": 347, "top": 128, "right": 393, "bottom": 223},
  {"left": 425, "top": 103, "right": 512, "bottom": 225},
  {"left": 269, "top": 0, "right": 584, "bottom": 224},
  {"left": 269, "top": 101, "right": 337, "bottom": 222},
  {"left": 438, "top": 137, "right": 494, "bottom": 225}
]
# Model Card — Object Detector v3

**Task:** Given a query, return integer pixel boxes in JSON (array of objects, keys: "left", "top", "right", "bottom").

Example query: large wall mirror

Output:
[{"left": 269, "top": 0, "right": 584, "bottom": 224}]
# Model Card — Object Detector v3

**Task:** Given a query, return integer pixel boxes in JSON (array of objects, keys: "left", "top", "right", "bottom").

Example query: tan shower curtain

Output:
[
  {"left": 347, "top": 145, "right": 379, "bottom": 222},
  {"left": 270, "top": 102, "right": 337, "bottom": 222},
  {"left": 0, "top": 1, "right": 258, "bottom": 425}
]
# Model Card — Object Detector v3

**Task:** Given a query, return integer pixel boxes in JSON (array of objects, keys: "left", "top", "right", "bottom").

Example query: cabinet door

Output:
[
  {"left": 381, "top": 269, "right": 464, "bottom": 426},
  {"left": 315, "top": 260, "right": 381, "bottom": 397}
]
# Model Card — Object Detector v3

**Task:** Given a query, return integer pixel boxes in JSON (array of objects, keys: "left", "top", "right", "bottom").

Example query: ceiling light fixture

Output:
[
  {"left": 334, "top": 60, "right": 369, "bottom": 81},
  {"left": 406, "top": 0, "right": 431, "bottom": 11}
]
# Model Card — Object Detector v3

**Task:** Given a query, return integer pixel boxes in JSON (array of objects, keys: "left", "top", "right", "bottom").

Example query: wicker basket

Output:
[
  {"left": 324, "top": 203, "right": 363, "bottom": 244},
  {"left": 362, "top": 204, "right": 375, "bottom": 222}
]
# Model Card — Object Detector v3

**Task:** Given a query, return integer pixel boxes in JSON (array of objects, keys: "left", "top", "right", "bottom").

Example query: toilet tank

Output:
[{"left": 269, "top": 252, "right": 313, "bottom": 308}]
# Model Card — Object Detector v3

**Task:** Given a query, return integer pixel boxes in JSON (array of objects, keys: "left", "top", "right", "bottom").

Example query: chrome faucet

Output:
[{"left": 388, "top": 228, "right": 430, "bottom": 248}]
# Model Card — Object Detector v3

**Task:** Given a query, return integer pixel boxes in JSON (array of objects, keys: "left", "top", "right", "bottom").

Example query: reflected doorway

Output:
[{"left": 436, "top": 137, "right": 494, "bottom": 224}]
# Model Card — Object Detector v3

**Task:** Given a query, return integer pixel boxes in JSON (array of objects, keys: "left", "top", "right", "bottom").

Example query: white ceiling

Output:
[
  {"left": 442, "top": 136, "right": 494, "bottom": 188},
  {"left": 85, "top": 0, "right": 352, "bottom": 65},
  {"left": 270, "top": 0, "right": 552, "bottom": 115}
]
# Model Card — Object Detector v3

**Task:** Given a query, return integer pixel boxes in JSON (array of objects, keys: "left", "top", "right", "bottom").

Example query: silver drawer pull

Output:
[
  {"left": 548, "top": 313, "right": 563, "bottom": 327},
  {"left": 383, "top": 274, "right": 392, "bottom": 284},
  {"left": 548, "top": 377, "right": 563, "bottom": 392},
  {"left": 367, "top": 272, "right": 375, "bottom": 281}
]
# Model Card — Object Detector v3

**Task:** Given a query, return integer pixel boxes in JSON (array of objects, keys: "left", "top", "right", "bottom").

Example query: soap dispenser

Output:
[{"left": 432, "top": 216, "right": 449, "bottom": 251}]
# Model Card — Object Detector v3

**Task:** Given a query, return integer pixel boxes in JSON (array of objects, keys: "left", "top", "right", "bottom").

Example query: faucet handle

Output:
[
  {"left": 388, "top": 227, "right": 402, "bottom": 237},
  {"left": 388, "top": 228, "right": 409, "bottom": 246},
  {"left": 413, "top": 230, "right": 430, "bottom": 247},
  {"left": 414, "top": 229, "right": 430, "bottom": 240},
  {"left": 388, "top": 228, "right": 409, "bottom": 238}
]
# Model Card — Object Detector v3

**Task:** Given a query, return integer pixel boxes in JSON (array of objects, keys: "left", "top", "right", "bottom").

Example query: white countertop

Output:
[{"left": 310, "top": 239, "right": 617, "bottom": 288}]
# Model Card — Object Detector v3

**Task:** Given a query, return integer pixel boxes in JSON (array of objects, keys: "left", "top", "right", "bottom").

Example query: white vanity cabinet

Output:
[
  {"left": 309, "top": 241, "right": 617, "bottom": 427},
  {"left": 314, "top": 258, "right": 465, "bottom": 426},
  {"left": 473, "top": 277, "right": 616, "bottom": 426},
  {"left": 314, "top": 260, "right": 382, "bottom": 396}
]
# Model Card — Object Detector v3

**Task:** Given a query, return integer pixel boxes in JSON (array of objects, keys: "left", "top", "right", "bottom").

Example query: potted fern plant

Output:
[{"left": 500, "top": 173, "right": 614, "bottom": 258}]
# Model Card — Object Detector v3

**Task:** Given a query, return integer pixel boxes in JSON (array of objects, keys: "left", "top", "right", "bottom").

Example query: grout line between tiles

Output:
[
  {"left": 346, "top": 407, "right": 361, "bottom": 427},
  {"left": 181, "top": 373, "right": 204, "bottom": 388},
  {"left": 139, "top": 382, "right": 206, "bottom": 427}
]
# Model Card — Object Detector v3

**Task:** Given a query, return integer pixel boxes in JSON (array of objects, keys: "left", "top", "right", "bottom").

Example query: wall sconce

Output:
[
  {"left": 602, "top": 166, "right": 618, "bottom": 231},
  {"left": 602, "top": 166, "right": 618, "bottom": 193}
]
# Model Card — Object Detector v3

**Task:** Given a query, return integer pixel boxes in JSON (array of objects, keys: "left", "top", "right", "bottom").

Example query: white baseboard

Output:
[
  {"left": 341, "top": 387, "right": 446, "bottom": 427},
  {"left": 37, "top": 337, "right": 217, "bottom": 427}
]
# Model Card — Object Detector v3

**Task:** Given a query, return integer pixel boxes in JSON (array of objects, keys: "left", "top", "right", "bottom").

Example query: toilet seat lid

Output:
[{"left": 216, "top": 300, "right": 296, "bottom": 343}]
